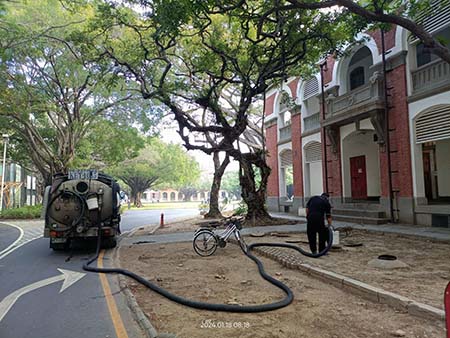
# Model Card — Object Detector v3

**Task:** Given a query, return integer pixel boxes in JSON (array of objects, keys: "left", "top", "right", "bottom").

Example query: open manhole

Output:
[{"left": 377, "top": 254, "right": 397, "bottom": 261}]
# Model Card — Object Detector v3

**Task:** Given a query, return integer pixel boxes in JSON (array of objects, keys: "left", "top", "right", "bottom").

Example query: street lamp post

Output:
[{"left": 0, "top": 134, "right": 9, "bottom": 213}]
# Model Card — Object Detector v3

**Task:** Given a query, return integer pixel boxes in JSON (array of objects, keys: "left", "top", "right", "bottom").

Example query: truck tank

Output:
[{"left": 43, "top": 172, "right": 121, "bottom": 250}]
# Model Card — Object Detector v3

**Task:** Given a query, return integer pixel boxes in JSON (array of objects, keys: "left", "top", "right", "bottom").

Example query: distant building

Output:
[
  {"left": 141, "top": 188, "right": 229, "bottom": 203},
  {"left": 0, "top": 162, "right": 38, "bottom": 209}
]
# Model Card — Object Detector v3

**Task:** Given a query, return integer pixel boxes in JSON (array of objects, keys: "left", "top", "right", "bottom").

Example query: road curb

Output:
[
  {"left": 115, "top": 244, "right": 159, "bottom": 338},
  {"left": 115, "top": 226, "right": 180, "bottom": 338},
  {"left": 252, "top": 245, "right": 445, "bottom": 322}
]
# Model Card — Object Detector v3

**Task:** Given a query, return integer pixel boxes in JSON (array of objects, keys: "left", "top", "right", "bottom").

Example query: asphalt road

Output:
[
  {"left": 0, "top": 207, "right": 199, "bottom": 338},
  {"left": 0, "top": 222, "right": 142, "bottom": 338},
  {"left": 0, "top": 224, "right": 20, "bottom": 253},
  {"left": 120, "top": 207, "right": 200, "bottom": 232}
]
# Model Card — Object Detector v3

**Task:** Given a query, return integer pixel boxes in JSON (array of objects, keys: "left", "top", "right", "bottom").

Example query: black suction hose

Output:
[{"left": 83, "top": 223, "right": 333, "bottom": 313}]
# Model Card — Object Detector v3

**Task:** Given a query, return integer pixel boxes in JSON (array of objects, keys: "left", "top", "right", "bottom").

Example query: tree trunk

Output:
[
  {"left": 131, "top": 189, "right": 142, "bottom": 208},
  {"left": 238, "top": 151, "right": 272, "bottom": 224},
  {"left": 204, "top": 152, "right": 230, "bottom": 218},
  {"left": 136, "top": 191, "right": 142, "bottom": 207}
]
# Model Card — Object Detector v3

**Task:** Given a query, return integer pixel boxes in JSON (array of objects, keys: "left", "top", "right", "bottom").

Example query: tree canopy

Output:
[
  {"left": 0, "top": 0, "right": 159, "bottom": 185},
  {"left": 111, "top": 138, "right": 200, "bottom": 206},
  {"left": 86, "top": 0, "right": 351, "bottom": 219}
]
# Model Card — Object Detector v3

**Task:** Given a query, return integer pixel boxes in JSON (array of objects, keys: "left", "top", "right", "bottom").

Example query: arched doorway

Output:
[
  {"left": 170, "top": 192, "right": 176, "bottom": 201},
  {"left": 304, "top": 141, "right": 323, "bottom": 197},
  {"left": 279, "top": 149, "right": 293, "bottom": 199},
  {"left": 414, "top": 105, "right": 450, "bottom": 203},
  {"left": 342, "top": 130, "right": 381, "bottom": 200}
]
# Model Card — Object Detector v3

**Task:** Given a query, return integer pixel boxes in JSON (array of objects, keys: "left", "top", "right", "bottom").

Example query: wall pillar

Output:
[{"left": 291, "top": 110, "right": 304, "bottom": 213}]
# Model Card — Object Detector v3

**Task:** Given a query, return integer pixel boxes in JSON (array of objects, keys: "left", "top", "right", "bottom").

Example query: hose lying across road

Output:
[{"left": 83, "top": 224, "right": 333, "bottom": 313}]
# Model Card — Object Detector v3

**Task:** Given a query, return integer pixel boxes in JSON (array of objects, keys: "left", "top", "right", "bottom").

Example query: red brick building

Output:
[{"left": 265, "top": 19, "right": 450, "bottom": 227}]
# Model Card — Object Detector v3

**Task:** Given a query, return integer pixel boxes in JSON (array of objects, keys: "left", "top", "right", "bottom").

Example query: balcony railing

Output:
[
  {"left": 411, "top": 60, "right": 450, "bottom": 96},
  {"left": 303, "top": 112, "right": 320, "bottom": 132},
  {"left": 325, "top": 72, "right": 384, "bottom": 123},
  {"left": 279, "top": 124, "right": 291, "bottom": 142}
]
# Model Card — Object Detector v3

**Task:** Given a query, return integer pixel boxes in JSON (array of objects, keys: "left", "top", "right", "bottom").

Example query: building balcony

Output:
[
  {"left": 303, "top": 112, "right": 320, "bottom": 133},
  {"left": 323, "top": 71, "right": 385, "bottom": 127},
  {"left": 279, "top": 124, "right": 291, "bottom": 143},
  {"left": 410, "top": 60, "right": 450, "bottom": 101}
]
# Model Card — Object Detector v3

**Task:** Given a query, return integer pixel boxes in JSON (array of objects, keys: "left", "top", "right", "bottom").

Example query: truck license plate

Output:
[
  {"left": 51, "top": 238, "right": 67, "bottom": 243},
  {"left": 68, "top": 169, "right": 98, "bottom": 180}
]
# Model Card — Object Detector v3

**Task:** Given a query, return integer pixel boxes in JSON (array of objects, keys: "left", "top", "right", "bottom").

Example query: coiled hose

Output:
[{"left": 83, "top": 223, "right": 333, "bottom": 313}]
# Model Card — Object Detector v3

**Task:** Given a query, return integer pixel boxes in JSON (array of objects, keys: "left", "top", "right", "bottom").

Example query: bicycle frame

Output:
[{"left": 218, "top": 223, "right": 237, "bottom": 242}]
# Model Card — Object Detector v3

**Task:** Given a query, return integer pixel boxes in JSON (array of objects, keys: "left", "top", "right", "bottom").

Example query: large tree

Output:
[
  {"left": 112, "top": 138, "right": 200, "bottom": 206},
  {"left": 0, "top": 0, "right": 156, "bottom": 186},
  {"left": 90, "top": 1, "right": 348, "bottom": 221}
]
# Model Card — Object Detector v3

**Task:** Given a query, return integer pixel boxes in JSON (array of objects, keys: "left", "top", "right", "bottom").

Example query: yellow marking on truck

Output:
[{"left": 98, "top": 250, "right": 129, "bottom": 338}]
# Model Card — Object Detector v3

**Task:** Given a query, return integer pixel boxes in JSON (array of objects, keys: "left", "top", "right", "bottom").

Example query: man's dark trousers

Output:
[{"left": 307, "top": 213, "right": 327, "bottom": 253}]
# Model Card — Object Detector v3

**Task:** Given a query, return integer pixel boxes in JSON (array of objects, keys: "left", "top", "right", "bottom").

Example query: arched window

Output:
[
  {"left": 279, "top": 93, "right": 292, "bottom": 127},
  {"left": 347, "top": 46, "right": 372, "bottom": 92},
  {"left": 350, "top": 66, "right": 365, "bottom": 90}
]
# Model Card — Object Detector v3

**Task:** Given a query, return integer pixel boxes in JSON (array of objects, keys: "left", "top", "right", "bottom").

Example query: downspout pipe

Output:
[
  {"left": 381, "top": 29, "right": 396, "bottom": 223},
  {"left": 319, "top": 61, "right": 329, "bottom": 195}
]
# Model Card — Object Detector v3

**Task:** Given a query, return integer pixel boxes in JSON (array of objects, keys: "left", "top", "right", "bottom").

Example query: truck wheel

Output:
[{"left": 102, "top": 237, "right": 117, "bottom": 249}]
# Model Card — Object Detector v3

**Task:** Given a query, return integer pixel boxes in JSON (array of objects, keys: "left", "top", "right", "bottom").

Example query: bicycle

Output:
[{"left": 193, "top": 217, "right": 247, "bottom": 257}]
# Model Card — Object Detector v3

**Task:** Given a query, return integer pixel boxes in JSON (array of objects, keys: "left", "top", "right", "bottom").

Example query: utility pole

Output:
[{"left": 0, "top": 134, "right": 9, "bottom": 213}]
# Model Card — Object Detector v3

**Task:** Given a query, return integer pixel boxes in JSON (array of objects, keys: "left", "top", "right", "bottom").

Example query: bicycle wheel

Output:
[
  {"left": 193, "top": 230, "right": 218, "bottom": 257},
  {"left": 234, "top": 230, "right": 248, "bottom": 254}
]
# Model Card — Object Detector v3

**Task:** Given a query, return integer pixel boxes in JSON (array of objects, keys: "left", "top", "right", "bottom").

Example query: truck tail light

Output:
[{"left": 50, "top": 231, "right": 64, "bottom": 238}]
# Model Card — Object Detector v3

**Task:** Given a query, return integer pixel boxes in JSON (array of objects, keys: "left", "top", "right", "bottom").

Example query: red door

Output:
[
  {"left": 423, "top": 152, "right": 433, "bottom": 200},
  {"left": 350, "top": 155, "right": 367, "bottom": 200}
]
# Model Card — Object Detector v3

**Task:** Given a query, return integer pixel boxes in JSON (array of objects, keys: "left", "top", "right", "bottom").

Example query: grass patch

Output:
[{"left": 0, "top": 205, "right": 42, "bottom": 219}]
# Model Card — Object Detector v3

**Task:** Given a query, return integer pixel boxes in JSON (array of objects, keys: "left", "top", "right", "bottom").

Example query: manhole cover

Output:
[
  {"left": 343, "top": 242, "right": 363, "bottom": 247},
  {"left": 250, "top": 232, "right": 266, "bottom": 237},
  {"left": 377, "top": 254, "right": 397, "bottom": 261}
]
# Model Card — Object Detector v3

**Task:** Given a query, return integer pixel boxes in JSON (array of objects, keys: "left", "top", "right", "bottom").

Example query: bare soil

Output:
[
  {"left": 248, "top": 229, "right": 450, "bottom": 310},
  {"left": 119, "top": 241, "right": 445, "bottom": 338}
]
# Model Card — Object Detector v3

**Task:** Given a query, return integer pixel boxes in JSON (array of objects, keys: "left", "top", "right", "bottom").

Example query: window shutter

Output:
[{"left": 415, "top": 106, "right": 450, "bottom": 143}]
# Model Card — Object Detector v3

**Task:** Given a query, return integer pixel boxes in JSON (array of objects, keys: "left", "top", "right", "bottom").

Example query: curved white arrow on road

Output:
[{"left": 0, "top": 269, "right": 86, "bottom": 322}]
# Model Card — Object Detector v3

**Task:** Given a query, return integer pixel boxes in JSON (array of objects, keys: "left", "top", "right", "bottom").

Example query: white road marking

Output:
[
  {"left": 0, "top": 269, "right": 86, "bottom": 322},
  {"left": 0, "top": 222, "right": 43, "bottom": 260},
  {"left": 0, "top": 222, "right": 24, "bottom": 259}
]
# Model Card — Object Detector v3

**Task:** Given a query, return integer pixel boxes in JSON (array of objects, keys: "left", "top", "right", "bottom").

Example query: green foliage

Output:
[
  {"left": 110, "top": 138, "right": 200, "bottom": 205},
  {"left": 0, "top": 205, "right": 42, "bottom": 219},
  {"left": 0, "top": 0, "right": 159, "bottom": 183},
  {"left": 221, "top": 171, "right": 241, "bottom": 199},
  {"left": 233, "top": 201, "right": 248, "bottom": 216}
]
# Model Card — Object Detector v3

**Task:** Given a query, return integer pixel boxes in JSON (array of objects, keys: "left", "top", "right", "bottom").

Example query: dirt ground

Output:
[
  {"left": 135, "top": 218, "right": 449, "bottom": 310},
  {"left": 119, "top": 241, "right": 445, "bottom": 338},
  {"left": 247, "top": 229, "right": 450, "bottom": 310}
]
